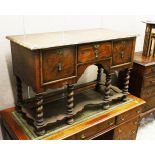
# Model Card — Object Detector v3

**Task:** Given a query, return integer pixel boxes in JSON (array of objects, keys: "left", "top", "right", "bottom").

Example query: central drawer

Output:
[
  {"left": 78, "top": 42, "right": 112, "bottom": 63},
  {"left": 66, "top": 118, "right": 115, "bottom": 140},
  {"left": 41, "top": 46, "right": 76, "bottom": 84}
]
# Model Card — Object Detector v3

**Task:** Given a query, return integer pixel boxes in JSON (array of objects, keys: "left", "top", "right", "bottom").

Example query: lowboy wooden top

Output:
[{"left": 6, "top": 28, "right": 137, "bottom": 50}]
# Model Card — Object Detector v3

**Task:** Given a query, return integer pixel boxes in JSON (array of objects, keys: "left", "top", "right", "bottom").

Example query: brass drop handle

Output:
[
  {"left": 134, "top": 121, "right": 138, "bottom": 125},
  {"left": 108, "top": 121, "right": 114, "bottom": 126},
  {"left": 94, "top": 44, "right": 100, "bottom": 49},
  {"left": 57, "top": 49, "right": 63, "bottom": 55},
  {"left": 120, "top": 51, "right": 124, "bottom": 59},
  {"left": 57, "top": 63, "right": 62, "bottom": 72},
  {"left": 80, "top": 133, "right": 86, "bottom": 139},
  {"left": 136, "top": 110, "right": 141, "bottom": 114},
  {"left": 131, "top": 130, "right": 136, "bottom": 134},
  {"left": 121, "top": 117, "right": 125, "bottom": 121},
  {"left": 118, "top": 129, "right": 122, "bottom": 133},
  {"left": 94, "top": 49, "right": 99, "bottom": 58}
]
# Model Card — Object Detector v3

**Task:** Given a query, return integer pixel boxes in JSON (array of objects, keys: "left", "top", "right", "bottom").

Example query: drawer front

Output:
[
  {"left": 112, "top": 39, "right": 133, "bottom": 66},
  {"left": 141, "top": 86, "right": 155, "bottom": 99},
  {"left": 116, "top": 106, "right": 142, "bottom": 125},
  {"left": 114, "top": 117, "right": 139, "bottom": 140},
  {"left": 66, "top": 118, "right": 115, "bottom": 140},
  {"left": 143, "top": 76, "right": 155, "bottom": 88},
  {"left": 78, "top": 42, "right": 112, "bottom": 63},
  {"left": 41, "top": 46, "right": 76, "bottom": 83}
]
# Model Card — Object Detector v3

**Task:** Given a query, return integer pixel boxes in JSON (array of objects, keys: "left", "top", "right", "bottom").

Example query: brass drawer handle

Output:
[
  {"left": 57, "top": 49, "right": 63, "bottom": 55},
  {"left": 80, "top": 133, "right": 86, "bottom": 139},
  {"left": 108, "top": 121, "right": 114, "bottom": 126},
  {"left": 136, "top": 110, "right": 141, "bottom": 114},
  {"left": 134, "top": 121, "right": 138, "bottom": 125},
  {"left": 121, "top": 117, "right": 125, "bottom": 121},
  {"left": 120, "top": 51, "right": 124, "bottom": 59},
  {"left": 94, "top": 49, "right": 99, "bottom": 58},
  {"left": 118, "top": 129, "right": 122, "bottom": 133},
  {"left": 94, "top": 44, "right": 100, "bottom": 49},
  {"left": 131, "top": 130, "right": 136, "bottom": 134},
  {"left": 57, "top": 63, "right": 62, "bottom": 72}
]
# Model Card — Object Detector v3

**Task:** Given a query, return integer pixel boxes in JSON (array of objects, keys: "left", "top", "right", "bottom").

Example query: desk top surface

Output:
[{"left": 6, "top": 28, "right": 136, "bottom": 50}]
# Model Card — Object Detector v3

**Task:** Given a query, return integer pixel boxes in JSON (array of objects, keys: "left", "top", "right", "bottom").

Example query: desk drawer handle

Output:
[
  {"left": 94, "top": 44, "right": 100, "bottom": 49},
  {"left": 57, "top": 63, "right": 62, "bottom": 71},
  {"left": 80, "top": 133, "right": 86, "bottom": 139},
  {"left": 94, "top": 49, "right": 99, "bottom": 58},
  {"left": 120, "top": 51, "right": 124, "bottom": 59},
  {"left": 136, "top": 110, "right": 141, "bottom": 114},
  {"left": 121, "top": 117, "right": 125, "bottom": 121},
  {"left": 131, "top": 130, "right": 136, "bottom": 134},
  {"left": 108, "top": 121, "right": 114, "bottom": 126},
  {"left": 118, "top": 129, "right": 122, "bottom": 133},
  {"left": 57, "top": 49, "right": 63, "bottom": 55},
  {"left": 134, "top": 121, "right": 138, "bottom": 125}
]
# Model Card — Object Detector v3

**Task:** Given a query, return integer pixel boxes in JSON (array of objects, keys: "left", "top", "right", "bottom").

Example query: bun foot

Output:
[
  {"left": 103, "top": 104, "right": 110, "bottom": 110},
  {"left": 67, "top": 118, "right": 74, "bottom": 125}
]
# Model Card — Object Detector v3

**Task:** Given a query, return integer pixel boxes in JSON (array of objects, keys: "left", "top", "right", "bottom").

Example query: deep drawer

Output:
[
  {"left": 41, "top": 46, "right": 76, "bottom": 84},
  {"left": 78, "top": 42, "right": 112, "bottom": 63},
  {"left": 114, "top": 117, "right": 139, "bottom": 140},
  {"left": 143, "top": 76, "right": 155, "bottom": 88},
  {"left": 116, "top": 106, "right": 142, "bottom": 125},
  {"left": 112, "top": 39, "right": 133, "bottom": 66},
  {"left": 66, "top": 118, "right": 115, "bottom": 140},
  {"left": 141, "top": 86, "right": 155, "bottom": 99}
]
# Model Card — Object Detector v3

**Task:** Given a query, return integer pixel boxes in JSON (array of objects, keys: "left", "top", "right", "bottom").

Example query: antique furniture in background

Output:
[
  {"left": 143, "top": 21, "right": 155, "bottom": 57},
  {"left": 7, "top": 28, "right": 136, "bottom": 136},
  {"left": 129, "top": 52, "right": 155, "bottom": 118},
  {"left": 120, "top": 22, "right": 155, "bottom": 121},
  {"left": 0, "top": 95, "right": 145, "bottom": 140}
]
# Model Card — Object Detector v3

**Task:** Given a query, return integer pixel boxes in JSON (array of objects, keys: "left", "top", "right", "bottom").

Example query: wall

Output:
[{"left": 0, "top": 15, "right": 155, "bottom": 110}]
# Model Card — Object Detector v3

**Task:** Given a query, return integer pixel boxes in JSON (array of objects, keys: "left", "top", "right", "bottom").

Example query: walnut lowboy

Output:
[{"left": 7, "top": 28, "right": 136, "bottom": 135}]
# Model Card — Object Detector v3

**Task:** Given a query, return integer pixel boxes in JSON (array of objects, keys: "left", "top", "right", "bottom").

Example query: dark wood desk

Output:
[
  {"left": 0, "top": 95, "right": 145, "bottom": 140},
  {"left": 6, "top": 28, "right": 136, "bottom": 135}
]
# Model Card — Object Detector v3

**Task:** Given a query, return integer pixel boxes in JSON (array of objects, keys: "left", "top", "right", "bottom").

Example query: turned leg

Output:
[
  {"left": 35, "top": 93, "right": 45, "bottom": 136},
  {"left": 66, "top": 84, "right": 74, "bottom": 125},
  {"left": 95, "top": 66, "right": 102, "bottom": 91},
  {"left": 15, "top": 76, "right": 23, "bottom": 113},
  {"left": 103, "top": 71, "right": 111, "bottom": 110},
  {"left": 122, "top": 68, "right": 131, "bottom": 102}
]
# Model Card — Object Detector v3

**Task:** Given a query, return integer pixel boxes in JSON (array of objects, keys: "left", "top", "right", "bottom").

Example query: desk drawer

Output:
[
  {"left": 116, "top": 106, "right": 142, "bottom": 125},
  {"left": 67, "top": 118, "right": 115, "bottom": 140},
  {"left": 114, "top": 117, "right": 139, "bottom": 140},
  {"left": 41, "top": 46, "right": 76, "bottom": 83},
  {"left": 112, "top": 39, "right": 133, "bottom": 66},
  {"left": 78, "top": 42, "right": 112, "bottom": 63}
]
